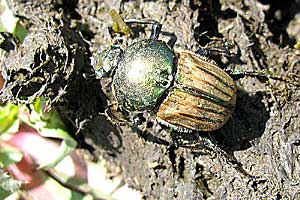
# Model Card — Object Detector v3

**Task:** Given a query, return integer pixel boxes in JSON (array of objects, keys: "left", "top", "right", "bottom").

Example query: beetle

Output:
[{"left": 93, "top": 19, "right": 237, "bottom": 132}]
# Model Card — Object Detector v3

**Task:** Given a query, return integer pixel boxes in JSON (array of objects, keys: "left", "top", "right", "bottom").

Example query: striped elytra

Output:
[{"left": 156, "top": 51, "right": 237, "bottom": 131}]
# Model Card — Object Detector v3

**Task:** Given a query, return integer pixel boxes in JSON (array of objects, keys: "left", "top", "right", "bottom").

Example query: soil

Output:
[{"left": 1, "top": 0, "right": 300, "bottom": 199}]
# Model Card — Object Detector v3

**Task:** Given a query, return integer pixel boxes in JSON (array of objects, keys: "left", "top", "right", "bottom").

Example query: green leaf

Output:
[
  {"left": 0, "top": 146, "right": 23, "bottom": 168},
  {"left": 13, "top": 22, "right": 28, "bottom": 42},
  {"left": 0, "top": 0, "right": 27, "bottom": 41},
  {"left": 0, "top": 0, "right": 18, "bottom": 33},
  {"left": 20, "top": 98, "right": 77, "bottom": 169},
  {"left": 34, "top": 174, "right": 92, "bottom": 200},
  {"left": 0, "top": 103, "right": 20, "bottom": 134}
]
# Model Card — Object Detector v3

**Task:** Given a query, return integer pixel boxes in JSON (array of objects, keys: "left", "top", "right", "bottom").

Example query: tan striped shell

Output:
[{"left": 156, "top": 51, "right": 237, "bottom": 131}]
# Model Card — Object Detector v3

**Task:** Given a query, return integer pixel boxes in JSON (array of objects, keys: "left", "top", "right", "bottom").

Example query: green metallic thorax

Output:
[{"left": 112, "top": 39, "right": 175, "bottom": 112}]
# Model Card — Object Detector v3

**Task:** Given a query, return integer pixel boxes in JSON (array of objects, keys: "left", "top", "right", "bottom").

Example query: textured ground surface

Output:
[{"left": 2, "top": 0, "right": 300, "bottom": 199}]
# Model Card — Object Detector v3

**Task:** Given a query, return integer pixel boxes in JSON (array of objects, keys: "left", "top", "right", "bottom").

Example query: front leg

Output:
[{"left": 123, "top": 18, "right": 162, "bottom": 39}]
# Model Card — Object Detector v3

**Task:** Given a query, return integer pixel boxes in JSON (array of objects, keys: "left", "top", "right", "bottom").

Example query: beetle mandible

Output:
[{"left": 94, "top": 18, "right": 237, "bottom": 132}]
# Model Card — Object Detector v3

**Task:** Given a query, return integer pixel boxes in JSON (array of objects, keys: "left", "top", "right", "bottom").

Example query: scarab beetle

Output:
[{"left": 94, "top": 19, "right": 237, "bottom": 132}]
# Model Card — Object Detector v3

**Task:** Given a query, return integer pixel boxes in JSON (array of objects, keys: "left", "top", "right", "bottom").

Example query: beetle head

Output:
[{"left": 93, "top": 46, "right": 123, "bottom": 78}]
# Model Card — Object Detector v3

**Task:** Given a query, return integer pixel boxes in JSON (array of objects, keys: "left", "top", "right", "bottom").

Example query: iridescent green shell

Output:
[{"left": 112, "top": 39, "right": 175, "bottom": 111}]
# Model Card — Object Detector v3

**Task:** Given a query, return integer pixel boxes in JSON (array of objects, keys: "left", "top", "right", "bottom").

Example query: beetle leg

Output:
[
  {"left": 228, "top": 70, "right": 299, "bottom": 85},
  {"left": 227, "top": 70, "right": 268, "bottom": 81},
  {"left": 101, "top": 105, "right": 129, "bottom": 126},
  {"left": 123, "top": 18, "right": 162, "bottom": 39},
  {"left": 180, "top": 138, "right": 255, "bottom": 178},
  {"left": 195, "top": 33, "right": 231, "bottom": 56},
  {"left": 195, "top": 47, "right": 210, "bottom": 58}
]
